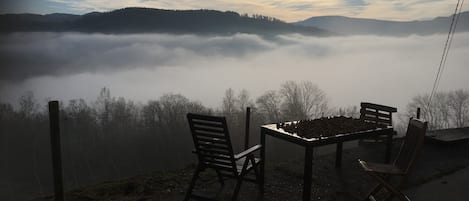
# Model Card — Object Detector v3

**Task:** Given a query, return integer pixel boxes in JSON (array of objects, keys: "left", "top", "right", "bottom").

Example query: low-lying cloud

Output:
[
  {"left": 0, "top": 33, "right": 274, "bottom": 81},
  {"left": 1, "top": 32, "right": 468, "bottom": 110}
]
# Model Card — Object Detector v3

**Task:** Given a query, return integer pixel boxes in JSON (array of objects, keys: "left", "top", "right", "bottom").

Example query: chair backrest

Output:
[
  {"left": 394, "top": 118, "right": 428, "bottom": 174},
  {"left": 360, "top": 102, "right": 397, "bottom": 126},
  {"left": 187, "top": 113, "right": 237, "bottom": 174}
]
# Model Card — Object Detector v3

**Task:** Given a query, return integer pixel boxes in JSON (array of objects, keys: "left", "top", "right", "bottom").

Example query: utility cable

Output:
[{"left": 428, "top": 0, "right": 464, "bottom": 106}]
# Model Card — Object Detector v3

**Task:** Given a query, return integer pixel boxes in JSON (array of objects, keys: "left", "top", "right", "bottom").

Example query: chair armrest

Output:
[
  {"left": 358, "top": 159, "right": 405, "bottom": 175},
  {"left": 235, "top": 144, "right": 262, "bottom": 160}
]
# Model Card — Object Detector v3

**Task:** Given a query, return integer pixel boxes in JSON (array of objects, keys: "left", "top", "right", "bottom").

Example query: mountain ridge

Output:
[
  {"left": 295, "top": 11, "right": 469, "bottom": 36},
  {"left": 0, "top": 7, "right": 330, "bottom": 36}
]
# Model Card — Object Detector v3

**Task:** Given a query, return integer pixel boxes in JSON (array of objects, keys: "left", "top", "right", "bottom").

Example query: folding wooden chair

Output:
[
  {"left": 184, "top": 113, "right": 263, "bottom": 201},
  {"left": 358, "top": 118, "right": 428, "bottom": 201}
]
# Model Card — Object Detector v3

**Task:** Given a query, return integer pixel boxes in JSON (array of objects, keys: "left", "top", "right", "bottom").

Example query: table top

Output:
[
  {"left": 426, "top": 127, "right": 469, "bottom": 144},
  {"left": 261, "top": 121, "right": 393, "bottom": 146}
]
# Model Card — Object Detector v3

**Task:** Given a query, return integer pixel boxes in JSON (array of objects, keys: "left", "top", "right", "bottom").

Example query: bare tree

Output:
[
  {"left": 448, "top": 89, "right": 469, "bottom": 127},
  {"left": 142, "top": 100, "right": 161, "bottom": 130},
  {"left": 95, "top": 87, "right": 113, "bottom": 127},
  {"left": 256, "top": 90, "right": 282, "bottom": 122},
  {"left": 335, "top": 106, "right": 359, "bottom": 118},
  {"left": 222, "top": 88, "right": 238, "bottom": 115},
  {"left": 18, "top": 91, "right": 39, "bottom": 119},
  {"left": 433, "top": 92, "right": 451, "bottom": 129},
  {"left": 407, "top": 93, "right": 438, "bottom": 129},
  {"left": 280, "top": 81, "right": 329, "bottom": 120},
  {"left": 237, "top": 89, "right": 254, "bottom": 112},
  {"left": 402, "top": 91, "right": 469, "bottom": 133}
]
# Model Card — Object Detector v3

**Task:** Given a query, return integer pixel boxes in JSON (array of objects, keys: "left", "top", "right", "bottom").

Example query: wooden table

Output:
[{"left": 259, "top": 121, "right": 394, "bottom": 201}]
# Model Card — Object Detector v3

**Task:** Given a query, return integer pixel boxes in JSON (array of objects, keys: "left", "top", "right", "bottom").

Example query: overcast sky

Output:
[{"left": 0, "top": 0, "right": 467, "bottom": 22}]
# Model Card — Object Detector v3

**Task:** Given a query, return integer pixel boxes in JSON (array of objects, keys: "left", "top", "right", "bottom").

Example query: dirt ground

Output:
[{"left": 33, "top": 139, "right": 469, "bottom": 201}]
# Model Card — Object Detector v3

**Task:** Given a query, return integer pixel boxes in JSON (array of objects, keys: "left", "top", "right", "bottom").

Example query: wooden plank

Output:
[
  {"left": 199, "top": 152, "right": 232, "bottom": 160},
  {"left": 197, "top": 147, "right": 231, "bottom": 155},
  {"left": 361, "top": 102, "right": 397, "bottom": 113},
  {"left": 198, "top": 142, "right": 229, "bottom": 150},
  {"left": 196, "top": 135, "right": 227, "bottom": 142},
  {"left": 203, "top": 162, "right": 235, "bottom": 171},
  {"left": 192, "top": 121, "right": 224, "bottom": 129},
  {"left": 362, "top": 116, "right": 392, "bottom": 125},
  {"left": 194, "top": 130, "right": 226, "bottom": 139},
  {"left": 361, "top": 109, "right": 392, "bottom": 119},
  {"left": 201, "top": 158, "right": 233, "bottom": 166},
  {"left": 188, "top": 113, "right": 225, "bottom": 122}
]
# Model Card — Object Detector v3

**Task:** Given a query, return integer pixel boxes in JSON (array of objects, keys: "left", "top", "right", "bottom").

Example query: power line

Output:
[{"left": 428, "top": 0, "right": 464, "bottom": 106}]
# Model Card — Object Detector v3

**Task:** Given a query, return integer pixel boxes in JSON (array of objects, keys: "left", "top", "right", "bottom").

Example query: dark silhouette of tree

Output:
[
  {"left": 280, "top": 81, "right": 329, "bottom": 120},
  {"left": 448, "top": 89, "right": 469, "bottom": 127},
  {"left": 0, "top": 7, "right": 328, "bottom": 36},
  {"left": 256, "top": 90, "right": 282, "bottom": 123},
  {"left": 407, "top": 89, "right": 469, "bottom": 129}
]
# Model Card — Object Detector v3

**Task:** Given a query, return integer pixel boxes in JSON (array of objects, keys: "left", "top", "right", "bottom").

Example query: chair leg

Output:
[
  {"left": 372, "top": 173, "right": 410, "bottom": 201},
  {"left": 254, "top": 163, "right": 264, "bottom": 194},
  {"left": 231, "top": 178, "right": 244, "bottom": 201},
  {"left": 363, "top": 184, "right": 383, "bottom": 201},
  {"left": 251, "top": 158, "right": 263, "bottom": 193},
  {"left": 184, "top": 165, "right": 202, "bottom": 201},
  {"left": 383, "top": 194, "right": 395, "bottom": 201},
  {"left": 215, "top": 170, "right": 225, "bottom": 186}
]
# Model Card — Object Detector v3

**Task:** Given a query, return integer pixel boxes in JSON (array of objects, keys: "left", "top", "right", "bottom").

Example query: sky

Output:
[{"left": 0, "top": 0, "right": 468, "bottom": 22}]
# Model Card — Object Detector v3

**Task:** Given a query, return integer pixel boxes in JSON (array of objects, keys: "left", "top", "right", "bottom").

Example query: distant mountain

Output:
[
  {"left": 0, "top": 7, "right": 330, "bottom": 36},
  {"left": 295, "top": 11, "right": 469, "bottom": 36}
]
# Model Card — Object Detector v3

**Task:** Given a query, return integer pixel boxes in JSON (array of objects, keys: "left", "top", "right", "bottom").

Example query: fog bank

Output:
[{"left": 1, "top": 32, "right": 468, "bottom": 110}]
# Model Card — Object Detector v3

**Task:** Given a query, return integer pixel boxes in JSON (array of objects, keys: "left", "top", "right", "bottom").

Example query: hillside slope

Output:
[
  {"left": 0, "top": 7, "right": 329, "bottom": 36},
  {"left": 296, "top": 11, "right": 469, "bottom": 36}
]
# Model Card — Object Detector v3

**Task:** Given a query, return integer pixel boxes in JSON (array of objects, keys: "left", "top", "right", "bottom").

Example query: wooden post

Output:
[
  {"left": 48, "top": 101, "right": 64, "bottom": 201},
  {"left": 335, "top": 142, "right": 343, "bottom": 168},
  {"left": 416, "top": 108, "right": 421, "bottom": 119},
  {"left": 244, "top": 107, "right": 251, "bottom": 150},
  {"left": 303, "top": 146, "right": 313, "bottom": 201}
]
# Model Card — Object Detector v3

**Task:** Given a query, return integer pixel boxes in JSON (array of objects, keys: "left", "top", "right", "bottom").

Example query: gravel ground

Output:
[{"left": 32, "top": 139, "right": 469, "bottom": 201}]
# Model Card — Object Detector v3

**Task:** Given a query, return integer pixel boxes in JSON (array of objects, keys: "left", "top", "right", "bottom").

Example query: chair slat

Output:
[
  {"left": 198, "top": 147, "right": 231, "bottom": 155},
  {"left": 198, "top": 142, "right": 229, "bottom": 150},
  {"left": 203, "top": 163, "right": 234, "bottom": 172},
  {"left": 194, "top": 131, "right": 227, "bottom": 139},
  {"left": 361, "top": 109, "right": 392, "bottom": 119},
  {"left": 193, "top": 125, "right": 225, "bottom": 134},
  {"left": 199, "top": 152, "right": 231, "bottom": 160},
  {"left": 361, "top": 102, "right": 397, "bottom": 113},
  {"left": 196, "top": 136, "right": 229, "bottom": 146},
  {"left": 362, "top": 116, "right": 392, "bottom": 125},
  {"left": 193, "top": 121, "right": 224, "bottom": 129},
  {"left": 203, "top": 158, "right": 233, "bottom": 166}
]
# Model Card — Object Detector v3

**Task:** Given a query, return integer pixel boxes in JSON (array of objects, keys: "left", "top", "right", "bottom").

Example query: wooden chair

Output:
[
  {"left": 360, "top": 102, "right": 397, "bottom": 127},
  {"left": 360, "top": 102, "right": 397, "bottom": 142},
  {"left": 184, "top": 113, "right": 263, "bottom": 201},
  {"left": 358, "top": 118, "right": 428, "bottom": 201}
]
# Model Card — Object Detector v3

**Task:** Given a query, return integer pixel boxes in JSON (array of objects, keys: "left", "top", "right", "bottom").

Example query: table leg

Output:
[
  {"left": 335, "top": 142, "right": 343, "bottom": 168},
  {"left": 303, "top": 146, "right": 313, "bottom": 201},
  {"left": 260, "top": 128, "right": 266, "bottom": 193},
  {"left": 385, "top": 130, "right": 393, "bottom": 163}
]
